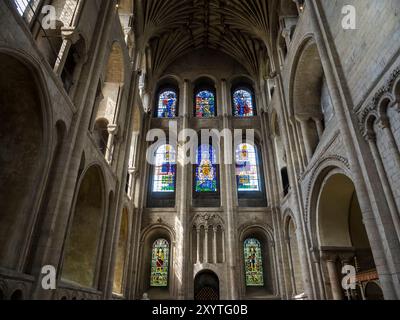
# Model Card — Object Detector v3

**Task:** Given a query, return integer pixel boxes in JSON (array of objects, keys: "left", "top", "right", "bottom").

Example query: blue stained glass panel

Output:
[
  {"left": 233, "top": 89, "right": 254, "bottom": 117},
  {"left": 157, "top": 90, "right": 177, "bottom": 118},
  {"left": 196, "top": 90, "right": 215, "bottom": 118}
]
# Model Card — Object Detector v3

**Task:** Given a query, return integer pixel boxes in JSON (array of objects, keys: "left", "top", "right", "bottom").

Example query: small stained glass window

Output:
[
  {"left": 233, "top": 89, "right": 255, "bottom": 117},
  {"left": 157, "top": 90, "right": 177, "bottom": 118},
  {"left": 150, "top": 239, "right": 170, "bottom": 287},
  {"left": 195, "top": 144, "right": 218, "bottom": 193},
  {"left": 152, "top": 145, "right": 176, "bottom": 193},
  {"left": 196, "top": 90, "right": 216, "bottom": 118},
  {"left": 244, "top": 238, "right": 264, "bottom": 287},
  {"left": 236, "top": 143, "right": 261, "bottom": 192}
]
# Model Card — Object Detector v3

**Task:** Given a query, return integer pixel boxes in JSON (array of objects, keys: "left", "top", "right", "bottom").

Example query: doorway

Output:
[{"left": 194, "top": 271, "right": 219, "bottom": 300}]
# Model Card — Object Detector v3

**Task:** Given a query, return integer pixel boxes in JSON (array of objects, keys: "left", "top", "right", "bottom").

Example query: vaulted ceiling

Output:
[{"left": 133, "top": 0, "right": 278, "bottom": 81}]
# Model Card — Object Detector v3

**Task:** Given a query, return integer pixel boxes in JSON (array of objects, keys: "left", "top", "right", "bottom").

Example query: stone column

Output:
[
  {"left": 313, "top": 116, "right": 324, "bottom": 138},
  {"left": 365, "top": 131, "right": 400, "bottom": 239},
  {"left": 310, "top": 248, "right": 326, "bottom": 299},
  {"left": 176, "top": 79, "right": 190, "bottom": 299},
  {"left": 196, "top": 227, "right": 201, "bottom": 264},
  {"left": 204, "top": 226, "right": 209, "bottom": 264},
  {"left": 285, "top": 238, "right": 296, "bottom": 297},
  {"left": 323, "top": 254, "right": 344, "bottom": 300},
  {"left": 222, "top": 229, "right": 226, "bottom": 263},
  {"left": 379, "top": 117, "right": 400, "bottom": 210},
  {"left": 221, "top": 79, "right": 239, "bottom": 299},
  {"left": 296, "top": 116, "right": 313, "bottom": 161},
  {"left": 213, "top": 227, "right": 218, "bottom": 264},
  {"left": 106, "top": 124, "right": 118, "bottom": 164}
]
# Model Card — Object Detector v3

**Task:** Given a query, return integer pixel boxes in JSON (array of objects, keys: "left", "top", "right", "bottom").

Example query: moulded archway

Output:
[
  {"left": 0, "top": 52, "right": 47, "bottom": 270},
  {"left": 315, "top": 171, "right": 377, "bottom": 300},
  {"left": 113, "top": 208, "right": 130, "bottom": 295},
  {"left": 138, "top": 226, "right": 175, "bottom": 300},
  {"left": 194, "top": 270, "right": 220, "bottom": 300},
  {"left": 61, "top": 165, "right": 105, "bottom": 288}
]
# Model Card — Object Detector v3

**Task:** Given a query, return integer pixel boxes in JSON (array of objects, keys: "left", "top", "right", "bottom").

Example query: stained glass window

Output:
[
  {"left": 244, "top": 238, "right": 264, "bottom": 287},
  {"left": 157, "top": 90, "right": 177, "bottom": 118},
  {"left": 195, "top": 145, "right": 218, "bottom": 192},
  {"left": 152, "top": 144, "right": 176, "bottom": 193},
  {"left": 236, "top": 143, "right": 261, "bottom": 192},
  {"left": 233, "top": 89, "right": 255, "bottom": 117},
  {"left": 150, "top": 239, "right": 170, "bottom": 287},
  {"left": 196, "top": 90, "right": 216, "bottom": 118}
]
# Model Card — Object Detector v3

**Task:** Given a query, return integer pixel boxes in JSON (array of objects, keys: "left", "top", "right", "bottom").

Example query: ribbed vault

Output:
[{"left": 133, "top": 0, "right": 274, "bottom": 80}]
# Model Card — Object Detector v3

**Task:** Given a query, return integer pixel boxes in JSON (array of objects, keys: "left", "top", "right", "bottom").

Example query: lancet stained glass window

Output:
[
  {"left": 233, "top": 89, "right": 255, "bottom": 117},
  {"left": 196, "top": 90, "right": 215, "bottom": 118},
  {"left": 152, "top": 144, "right": 176, "bottom": 193},
  {"left": 195, "top": 144, "right": 218, "bottom": 192},
  {"left": 236, "top": 143, "right": 261, "bottom": 192},
  {"left": 244, "top": 238, "right": 264, "bottom": 287},
  {"left": 150, "top": 239, "right": 170, "bottom": 287},
  {"left": 157, "top": 90, "right": 177, "bottom": 118}
]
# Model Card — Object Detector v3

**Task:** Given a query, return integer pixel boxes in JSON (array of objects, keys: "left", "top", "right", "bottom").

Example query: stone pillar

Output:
[
  {"left": 220, "top": 79, "right": 239, "bottom": 299},
  {"left": 106, "top": 124, "right": 118, "bottom": 164},
  {"left": 222, "top": 229, "right": 226, "bottom": 263},
  {"left": 379, "top": 117, "right": 400, "bottom": 210},
  {"left": 296, "top": 116, "right": 313, "bottom": 161},
  {"left": 285, "top": 238, "right": 296, "bottom": 297},
  {"left": 313, "top": 117, "right": 324, "bottom": 138},
  {"left": 323, "top": 254, "right": 344, "bottom": 300},
  {"left": 196, "top": 227, "right": 201, "bottom": 264},
  {"left": 365, "top": 131, "right": 400, "bottom": 239},
  {"left": 310, "top": 248, "right": 326, "bottom": 299},
  {"left": 176, "top": 79, "right": 190, "bottom": 299},
  {"left": 204, "top": 226, "right": 209, "bottom": 264},
  {"left": 213, "top": 227, "right": 218, "bottom": 264}
]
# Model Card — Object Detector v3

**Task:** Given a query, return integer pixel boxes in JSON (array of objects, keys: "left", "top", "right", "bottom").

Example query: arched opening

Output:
[
  {"left": 194, "top": 271, "right": 220, "bottom": 301},
  {"left": 292, "top": 40, "right": 334, "bottom": 162},
  {"left": 95, "top": 43, "right": 125, "bottom": 158},
  {"left": 62, "top": 166, "right": 105, "bottom": 288},
  {"left": 241, "top": 228, "right": 275, "bottom": 299},
  {"left": 317, "top": 172, "right": 377, "bottom": 300},
  {"left": 94, "top": 118, "right": 109, "bottom": 155},
  {"left": 154, "top": 77, "right": 179, "bottom": 118},
  {"left": 286, "top": 217, "right": 304, "bottom": 297},
  {"left": 147, "top": 144, "right": 177, "bottom": 208},
  {"left": 61, "top": 36, "right": 86, "bottom": 93},
  {"left": 10, "top": 289, "right": 23, "bottom": 301},
  {"left": 113, "top": 208, "right": 129, "bottom": 295},
  {"left": 232, "top": 86, "right": 256, "bottom": 117},
  {"left": 0, "top": 53, "right": 45, "bottom": 270},
  {"left": 365, "top": 282, "right": 384, "bottom": 301},
  {"left": 271, "top": 112, "right": 289, "bottom": 197},
  {"left": 194, "top": 77, "right": 217, "bottom": 118},
  {"left": 235, "top": 141, "right": 267, "bottom": 207},
  {"left": 193, "top": 143, "right": 220, "bottom": 207},
  {"left": 139, "top": 228, "right": 173, "bottom": 300}
]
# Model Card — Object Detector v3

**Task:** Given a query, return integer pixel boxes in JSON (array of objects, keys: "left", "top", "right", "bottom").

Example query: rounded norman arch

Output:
[
  {"left": 0, "top": 50, "right": 52, "bottom": 271},
  {"left": 61, "top": 165, "right": 106, "bottom": 288}
]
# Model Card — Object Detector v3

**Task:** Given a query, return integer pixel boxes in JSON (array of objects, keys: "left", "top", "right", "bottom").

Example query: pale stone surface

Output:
[{"left": 0, "top": 0, "right": 399, "bottom": 301}]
